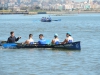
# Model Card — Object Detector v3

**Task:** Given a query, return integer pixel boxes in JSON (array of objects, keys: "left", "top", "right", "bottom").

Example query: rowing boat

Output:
[
  {"left": 41, "top": 19, "right": 61, "bottom": 22},
  {"left": 41, "top": 19, "right": 51, "bottom": 22},
  {"left": 1, "top": 41, "right": 81, "bottom": 50}
]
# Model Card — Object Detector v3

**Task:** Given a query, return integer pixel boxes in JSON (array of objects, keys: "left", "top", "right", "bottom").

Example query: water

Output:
[{"left": 0, "top": 14, "right": 100, "bottom": 75}]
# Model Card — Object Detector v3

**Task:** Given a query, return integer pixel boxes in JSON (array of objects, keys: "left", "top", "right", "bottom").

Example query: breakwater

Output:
[
  {"left": 0, "top": 11, "right": 100, "bottom": 15},
  {"left": 0, "top": 12, "right": 29, "bottom": 14}
]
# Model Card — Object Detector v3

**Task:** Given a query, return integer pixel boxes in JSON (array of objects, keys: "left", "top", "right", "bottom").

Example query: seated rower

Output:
[
  {"left": 62, "top": 32, "right": 73, "bottom": 44},
  {"left": 24, "top": 34, "right": 34, "bottom": 44},
  {"left": 38, "top": 34, "right": 47, "bottom": 45},
  {"left": 41, "top": 17, "right": 44, "bottom": 21},
  {"left": 46, "top": 18, "right": 49, "bottom": 21},
  {"left": 52, "top": 33, "right": 60, "bottom": 45}
]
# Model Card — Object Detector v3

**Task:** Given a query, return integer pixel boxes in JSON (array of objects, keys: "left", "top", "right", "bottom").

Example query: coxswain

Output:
[{"left": 7, "top": 31, "right": 21, "bottom": 43}]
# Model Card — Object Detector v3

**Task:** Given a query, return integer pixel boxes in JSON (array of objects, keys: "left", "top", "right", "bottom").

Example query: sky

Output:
[
  {"left": 73, "top": 0, "right": 87, "bottom": 2},
  {"left": 73, "top": 0, "right": 100, "bottom": 2}
]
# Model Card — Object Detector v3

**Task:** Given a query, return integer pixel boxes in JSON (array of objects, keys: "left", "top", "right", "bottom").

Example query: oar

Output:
[
  {"left": 0, "top": 41, "right": 22, "bottom": 46},
  {"left": 52, "top": 19, "right": 61, "bottom": 21},
  {"left": 0, "top": 41, "right": 7, "bottom": 45},
  {"left": 0, "top": 41, "right": 6, "bottom": 43},
  {"left": 48, "top": 15, "right": 61, "bottom": 21}
]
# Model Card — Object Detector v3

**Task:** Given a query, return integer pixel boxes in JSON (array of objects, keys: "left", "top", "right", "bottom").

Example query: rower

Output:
[
  {"left": 38, "top": 34, "right": 47, "bottom": 45},
  {"left": 24, "top": 34, "right": 34, "bottom": 44},
  {"left": 41, "top": 17, "right": 44, "bottom": 21},
  {"left": 62, "top": 32, "right": 73, "bottom": 44},
  {"left": 52, "top": 33, "right": 60, "bottom": 45},
  {"left": 7, "top": 31, "right": 21, "bottom": 43}
]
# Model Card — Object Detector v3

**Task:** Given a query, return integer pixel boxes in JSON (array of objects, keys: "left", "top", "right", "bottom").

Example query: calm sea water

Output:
[{"left": 0, "top": 14, "right": 100, "bottom": 75}]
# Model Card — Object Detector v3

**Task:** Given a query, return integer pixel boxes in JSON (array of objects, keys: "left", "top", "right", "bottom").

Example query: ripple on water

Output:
[{"left": 0, "top": 14, "right": 100, "bottom": 75}]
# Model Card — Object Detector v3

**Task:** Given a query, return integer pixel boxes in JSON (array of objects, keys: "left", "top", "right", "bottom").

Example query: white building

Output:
[
  {"left": 20, "top": 0, "right": 31, "bottom": 3},
  {"left": 64, "top": 4, "right": 73, "bottom": 10},
  {"left": 88, "top": 0, "right": 93, "bottom": 4},
  {"left": 8, "top": 2, "right": 15, "bottom": 7}
]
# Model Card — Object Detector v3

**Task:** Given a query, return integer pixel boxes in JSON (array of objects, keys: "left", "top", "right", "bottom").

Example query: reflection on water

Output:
[{"left": 0, "top": 14, "right": 100, "bottom": 75}]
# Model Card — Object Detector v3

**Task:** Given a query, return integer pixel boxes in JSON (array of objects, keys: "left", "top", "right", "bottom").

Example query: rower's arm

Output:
[
  {"left": 51, "top": 39, "right": 55, "bottom": 44},
  {"left": 62, "top": 39, "right": 68, "bottom": 44},
  {"left": 15, "top": 37, "right": 21, "bottom": 42}
]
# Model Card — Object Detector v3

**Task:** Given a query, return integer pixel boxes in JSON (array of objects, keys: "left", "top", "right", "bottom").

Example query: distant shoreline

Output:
[{"left": 0, "top": 11, "right": 100, "bottom": 15}]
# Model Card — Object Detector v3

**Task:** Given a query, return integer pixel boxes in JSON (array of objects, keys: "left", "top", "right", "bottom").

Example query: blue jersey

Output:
[
  {"left": 38, "top": 39, "right": 50, "bottom": 45},
  {"left": 38, "top": 39, "right": 46, "bottom": 45}
]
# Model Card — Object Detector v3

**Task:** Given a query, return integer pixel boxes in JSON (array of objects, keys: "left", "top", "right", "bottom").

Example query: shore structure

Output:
[{"left": 0, "top": 10, "right": 100, "bottom": 15}]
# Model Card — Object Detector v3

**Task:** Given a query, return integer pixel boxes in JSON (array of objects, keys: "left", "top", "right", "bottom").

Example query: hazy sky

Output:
[
  {"left": 73, "top": 0, "right": 100, "bottom": 2},
  {"left": 73, "top": 0, "right": 87, "bottom": 2}
]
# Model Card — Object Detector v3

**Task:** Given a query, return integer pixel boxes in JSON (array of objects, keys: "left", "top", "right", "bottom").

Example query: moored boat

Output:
[{"left": 2, "top": 41, "right": 81, "bottom": 50}]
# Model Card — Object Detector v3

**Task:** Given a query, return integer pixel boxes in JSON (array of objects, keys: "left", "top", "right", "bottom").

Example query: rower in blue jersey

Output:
[{"left": 38, "top": 34, "right": 47, "bottom": 45}]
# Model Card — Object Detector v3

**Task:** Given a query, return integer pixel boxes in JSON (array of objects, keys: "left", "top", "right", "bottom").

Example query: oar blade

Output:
[
  {"left": 52, "top": 19, "right": 61, "bottom": 21},
  {"left": 2, "top": 43, "right": 17, "bottom": 48}
]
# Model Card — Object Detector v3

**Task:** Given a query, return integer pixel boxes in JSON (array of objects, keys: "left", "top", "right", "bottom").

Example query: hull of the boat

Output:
[
  {"left": 17, "top": 41, "right": 81, "bottom": 50},
  {"left": 2, "top": 41, "right": 81, "bottom": 50},
  {"left": 41, "top": 20, "right": 51, "bottom": 22}
]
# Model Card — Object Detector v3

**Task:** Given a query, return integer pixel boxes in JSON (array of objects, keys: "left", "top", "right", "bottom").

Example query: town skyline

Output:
[
  {"left": 0, "top": 0, "right": 100, "bottom": 12},
  {"left": 73, "top": 0, "right": 91, "bottom": 2}
]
